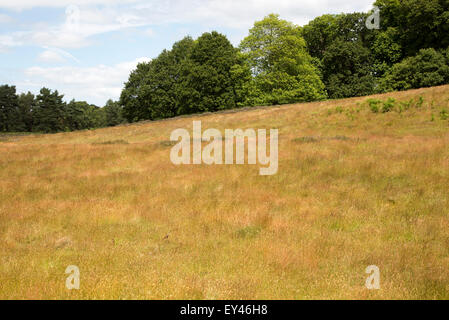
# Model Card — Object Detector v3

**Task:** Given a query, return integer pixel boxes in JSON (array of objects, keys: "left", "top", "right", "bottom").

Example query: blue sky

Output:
[{"left": 0, "top": 0, "right": 374, "bottom": 106}]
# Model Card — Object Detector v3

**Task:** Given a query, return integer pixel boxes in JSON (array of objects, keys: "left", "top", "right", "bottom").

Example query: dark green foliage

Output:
[
  {"left": 302, "top": 14, "right": 339, "bottom": 60},
  {"left": 33, "top": 88, "right": 66, "bottom": 133},
  {"left": 380, "top": 49, "right": 449, "bottom": 92},
  {"left": 303, "top": 13, "right": 381, "bottom": 98},
  {"left": 180, "top": 32, "right": 241, "bottom": 114},
  {"left": 0, "top": 85, "right": 124, "bottom": 133},
  {"left": 143, "top": 37, "right": 196, "bottom": 120},
  {"left": 371, "top": 27, "right": 402, "bottom": 76},
  {"left": 302, "top": 12, "right": 371, "bottom": 61},
  {"left": 322, "top": 40, "right": 375, "bottom": 99},
  {"left": 103, "top": 100, "right": 125, "bottom": 127},
  {"left": 0, "top": 85, "right": 24, "bottom": 132},
  {"left": 17, "top": 92, "right": 35, "bottom": 132},
  {"left": 375, "top": 0, "right": 449, "bottom": 57},
  {"left": 121, "top": 32, "right": 244, "bottom": 122},
  {"left": 120, "top": 61, "right": 153, "bottom": 122},
  {"left": 65, "top": 100, "right": 103, "bottom": 131}
]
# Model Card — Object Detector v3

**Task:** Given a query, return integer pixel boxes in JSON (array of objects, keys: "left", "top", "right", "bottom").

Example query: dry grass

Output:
[{"left": 1, "top": 85, "right": 449, "bottom": 300}]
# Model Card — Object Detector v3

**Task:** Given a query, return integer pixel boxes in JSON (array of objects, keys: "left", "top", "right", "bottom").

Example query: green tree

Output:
[
  {"left": 90, "top": 105, "right": 107, "bottom": 129},
  {"left": 322, "top": 40, "right": 375, "bottom": 99},
  {"left": 302, "top": 12, "right": 372, "bottom": 60},
  {"left": 240, "top": 14, "right": 326, "bottom": 105},
  {"left": 103, "top": 99, "right": 125, "bottom": 127},
  {"left": 120, "top": 62, "right": 152, "bottom": 122},
  {"left": 17, "top": 92, "right": 35, "bottom": 132},
  {"left": 65, "top": 100, "right": 106, "bottom": 130},
  {"left": 33, "top": 88, "right": 66, "bottom": 133},
  {"left": 379, "top": 48, "right": 449, "bottom": 91},
  {"left": 120, "top": 33, "right": 246, "bottom": 121},
  {"left": 179, "top": 31, "right": 241, "bottom": 114},
  {"left": 375, "top": 0, "right": 449, "bottom": 57},
  {"left": 371, "top": 27, "right": 402, "bottom": 76},
  {"left": 230, "top": 52, "right": 254, "bottom": 107},
  {"left": 65, "top": 100, "right": 89, "bottom": 131},
  {"left": 146, "top": 37, "right": 195, "bottom": 119},
  {"left": 0, "top": 85, "right": 24, "bottom": 132},
  {"left": 302, "top": 14, "right": 339, "bottom": 60},
  {"left": 120, "top": 37, "right": 196, "bottom": 122},
  {"left": 335, "top": 12, "right": 371, "bottom": 45}
]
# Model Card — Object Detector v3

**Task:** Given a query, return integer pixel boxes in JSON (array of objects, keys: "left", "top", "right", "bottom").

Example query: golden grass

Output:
[{"left": 1, "top": 85, "right": 449, "bottom": 299}]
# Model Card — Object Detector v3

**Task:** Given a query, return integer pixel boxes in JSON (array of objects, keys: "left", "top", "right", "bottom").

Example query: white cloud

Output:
[
  {"left": 0, "top": 13, "right": 12, "bottom": 23},
  {"left": 125, "top": 0, "right": 375, "bottom": 29},
  {"left": 38, "top": 50, "right": 66, "bottom": 63},
  {"left": 30, "top": 6, "right": 149, "bottom": 48},
  {"left": 0, "top": 0, "right": 140, "bottom": 10},
  {"left": 20, "top": 57, "right": 150, "bottom": 105},
  {"left": 0, "top": 4, "right": 150, "bottom": 49},
  {"left": 0, "top": 34, "right": 22, "bottom": 52},
  {"left": 0, "top": 0, "right": 375, "bottom": 49}
]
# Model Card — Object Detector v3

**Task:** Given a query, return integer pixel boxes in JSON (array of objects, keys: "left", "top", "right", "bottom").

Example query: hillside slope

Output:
[{"left": 1, "top": 85, "right": 449, "bottom": 299}]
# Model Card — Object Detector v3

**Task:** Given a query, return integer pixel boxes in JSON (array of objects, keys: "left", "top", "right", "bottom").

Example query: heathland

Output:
[{"left": 1, "top": 85, "right": 449, "bottom": 299}]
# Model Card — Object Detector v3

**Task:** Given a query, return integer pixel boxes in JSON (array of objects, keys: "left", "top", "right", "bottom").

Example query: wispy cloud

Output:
[
  {"left": 0, "top": 4, "right": 150, "bottom": 49},
  {"left": 38, "top": 47, "right": 81, "bottom": 64},
  {"left": 20, "top": 57, "right": 150, "bottom": 105},
  {"left": 0, "top": 0, "right": 140, "bottom": 11}
]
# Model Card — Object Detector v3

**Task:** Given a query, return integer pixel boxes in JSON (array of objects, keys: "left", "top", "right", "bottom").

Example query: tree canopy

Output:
[{"left": 239, "top": 14, "right": 327, "bottom": 105}]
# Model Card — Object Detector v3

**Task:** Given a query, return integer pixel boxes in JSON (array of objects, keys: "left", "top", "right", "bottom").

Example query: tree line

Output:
[
  {"left": 1, "top": 0, "right": 449, "bottom": 132},
  {"left": 120, "top": 0, "right": 449, "bottom": 123},
  {"left": 0, "top": 86, "right": 125, "bottom": 133}
]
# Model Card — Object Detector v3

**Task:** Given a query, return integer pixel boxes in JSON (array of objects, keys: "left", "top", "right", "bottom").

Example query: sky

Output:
[{"left": 0, "top": 0, "right": 374, "bottom": 106}]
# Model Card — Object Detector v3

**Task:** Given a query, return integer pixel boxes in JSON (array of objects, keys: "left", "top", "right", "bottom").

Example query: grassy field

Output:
[{"left": 1, "top": 85, "right": 449, "bottom": 300}]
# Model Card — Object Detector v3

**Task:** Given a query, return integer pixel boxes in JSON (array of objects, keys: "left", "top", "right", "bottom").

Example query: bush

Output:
[
  {"left": 367, "top": 99, "right": 382, "bottom": 113},
  {"left": 382, "top": 98, "right": 396, "bottom": 113},
  {"left": 380, "top": 49, "right": 449, "bottom": 92},
  {"left": 416, "top": 96, "right": 425, "bottom": 108},
  {"left": 335, "top": 106, "right": 344, "bottom": 114}
]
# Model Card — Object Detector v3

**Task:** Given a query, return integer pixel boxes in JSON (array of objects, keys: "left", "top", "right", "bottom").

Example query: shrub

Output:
[
  {"left": 367, "top": 99, "right": 382, "bottom": 113},
  {"left": 379, "top": 48, "right": 449, "bottom": 92},
  {"left": 416, "top": 96, "right": 425, "bottom": 108},
  {"left": 382, "top": 98, "right": 396, "bottom": 113},
  {"left": 399, "top": 99, "right": 414, "bottom": 113},
  {"left": 335, "top": 106, "right": 344, "bottom": 114}
]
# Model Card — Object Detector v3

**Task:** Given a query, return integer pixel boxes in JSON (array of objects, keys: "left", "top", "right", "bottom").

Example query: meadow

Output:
[{"left": 1, "top": 85, "right": 449, "bottom": 299}]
